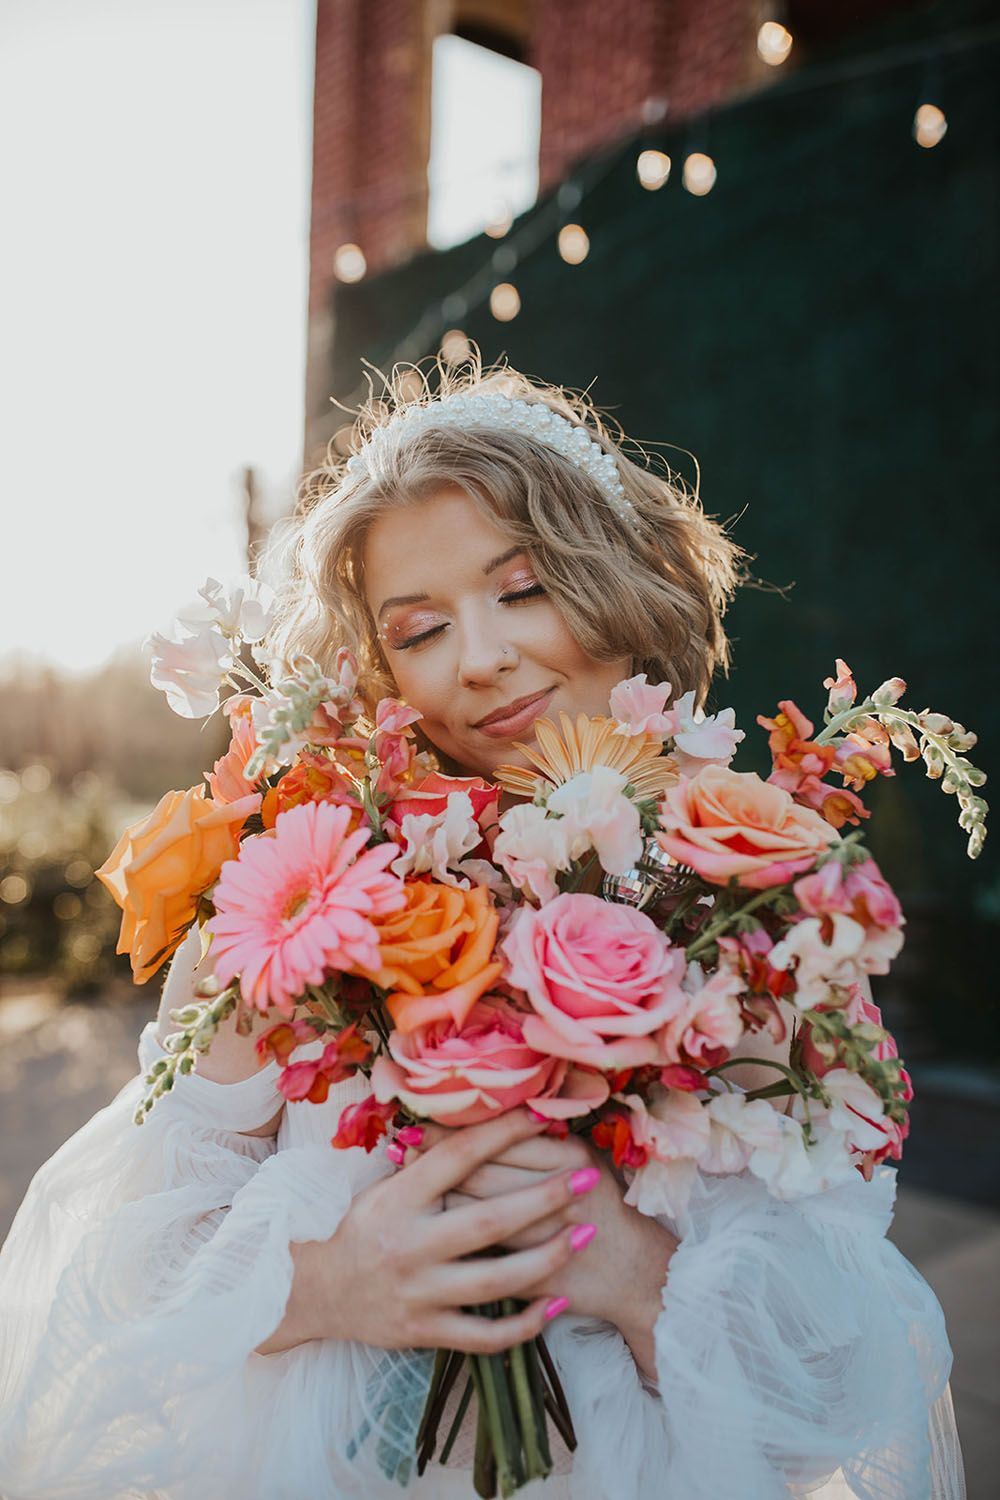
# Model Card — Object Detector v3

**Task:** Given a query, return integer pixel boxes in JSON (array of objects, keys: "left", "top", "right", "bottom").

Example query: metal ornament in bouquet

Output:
[{"left": 98, "top": 579, "right": 988, "bottom": 1498}]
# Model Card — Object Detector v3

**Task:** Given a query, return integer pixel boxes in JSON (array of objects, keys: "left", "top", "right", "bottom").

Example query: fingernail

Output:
[
  {"left": 385, "top": 1142, "right": 406, "bottom": 1166},
  {"left": 396, "top": 1125, "right": 424, "bottom": 1147},
  {"left": 528, "top": 1107, "right": 548, "bottom": 1123},
  {"left": 570, "top": 1167, "right": 600, "bottom": 1196},
  {"left": 570, "top": 1223, "right": 597, "bottom": 1253},
  {"left": 544, "top": 1296, "right": 569, "bottom": 1321}
]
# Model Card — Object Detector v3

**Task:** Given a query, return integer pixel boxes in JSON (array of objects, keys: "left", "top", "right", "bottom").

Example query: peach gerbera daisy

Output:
[
  {"left": 496, "top": 712, "right": 679, "bottom": 801},
  {"left": 206, "top": 800, "right": 405, "bottom": 1015}
]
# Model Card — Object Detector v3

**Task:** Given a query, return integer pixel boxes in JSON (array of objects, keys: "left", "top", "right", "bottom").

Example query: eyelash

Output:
[{"left": 392, "top": 584, "right": 546, "bottom": 651}]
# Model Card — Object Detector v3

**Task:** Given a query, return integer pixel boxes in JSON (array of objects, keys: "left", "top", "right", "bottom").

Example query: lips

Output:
[{"left": 474, "top": 688, "right": 555, "bottom": 739}]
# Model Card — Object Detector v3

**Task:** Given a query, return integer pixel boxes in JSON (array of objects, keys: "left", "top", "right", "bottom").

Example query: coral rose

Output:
[
  {"left": 502, "top": 893, "right": 687, "bottom": 1069},
  {"left": 356, "top": 881, "right": 503, "bottom": 1034},
  {"left": 96, "top": 785, "right": 260, "bottom": 983},
  {"left": 371, "top": 998, "right": 609, "bottom": 1126},
  {"left": 657, "top": 764, "right": 838, "bottom": 890}
]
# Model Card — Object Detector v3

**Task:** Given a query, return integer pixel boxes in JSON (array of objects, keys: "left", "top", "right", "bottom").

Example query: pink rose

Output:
[
  {"left": 657, "top": 764, "right": 838, "bottom": 890},
  {"left": 501, "top": 892, "right": 687, "bottom": 1069},
  {"left": 371, "top": 997, "right": 609, "bottom": 1126}
]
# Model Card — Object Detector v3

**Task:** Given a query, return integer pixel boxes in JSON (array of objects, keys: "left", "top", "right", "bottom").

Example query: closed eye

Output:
[{"left": 500, "top": 584, "right": 546, "bottom": 605}]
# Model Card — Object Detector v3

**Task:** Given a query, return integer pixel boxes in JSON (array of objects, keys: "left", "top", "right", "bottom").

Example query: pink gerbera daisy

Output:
[{"left": 206, "top": 800, "right": 404, "bottom": 1015}]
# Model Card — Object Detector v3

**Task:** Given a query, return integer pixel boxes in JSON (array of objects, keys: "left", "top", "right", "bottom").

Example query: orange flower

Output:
[
  {"left": 96, "top": 785, "right": 260, "bottom": 983},
  {"left": 496, "top": 712, "right": 677, "bottom": 801},
  {"left": 356, "top": 881, "right": 503, "bottom": 1033},
  {"left": 206, "top": 695, "right": 261, "bottom": 804},
  {"left": 260, "top": 750, "right": 364, "bottom": 831}
]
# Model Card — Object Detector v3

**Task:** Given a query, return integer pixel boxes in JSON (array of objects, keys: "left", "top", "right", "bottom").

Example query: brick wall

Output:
[{"left": 305, "top": 0, "right": 764, "bottom": 456}]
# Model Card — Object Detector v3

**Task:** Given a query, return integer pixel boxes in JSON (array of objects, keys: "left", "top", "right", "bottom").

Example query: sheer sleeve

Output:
[
  {"left": 643, "top": 1165, "right": 966, "bottom": 1499},
  {"left": 0, "top": 1023, "right": 432, "bottom": 1500}
]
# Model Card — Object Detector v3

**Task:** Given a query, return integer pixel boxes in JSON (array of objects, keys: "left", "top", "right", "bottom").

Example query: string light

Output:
[
  {"left": 333, "top": 242, "right": 367, "bottom": 282},
  {"left": 490, "top": 283, "right": 521, "bottom": 321},
  {"left": 637, "top": 149, "right": 671, "bottom": 190},
  {"left": 682, "top": 152, "right": 717, "bottom": 196},
  {"left": 557, "top": 224, "right": 590, "bottom": 264},
  {"left": 440, "top": 328, "right": 471, "bottom": 363},
  {"left": 913, "top": 102, "right": 948, "bottom": 148},
  {"left": 757, "top": 21, "right": 794, "bottom": 67}
]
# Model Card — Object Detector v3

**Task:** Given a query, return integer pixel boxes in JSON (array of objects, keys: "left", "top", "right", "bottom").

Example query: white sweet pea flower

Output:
[
  {"left": 494, "top": 802, "right": 574, "bottom": 904},
  {"left": 391, "top": 792, "right": 482, "bottom": 886},
  {"left": 819, "top": 1068, "right": 892, "bottom": 1153},
  {"left": 178, "top": 575, "right": 276, "bottom": 644},
  {"left": 623, "top": 1087, "right": 712, "bottom": 1221},
  {"left": 747, "top": 1111, "right": 855, "bottom": 1199},
  {"left": 547, "top": 765, "right": 643, "bottom": 874},
  {"left": 702, "top": 1089, "right": 785, "bottom": 1175},
  {"left": 147, "top": 623, "right": 234, "bottom": 719},
  {"left": 670, "top": 689, "right": 745, "bottom": 775},
  {"left": 768, "top": 912, "right": 867, "bottom": 1009}
]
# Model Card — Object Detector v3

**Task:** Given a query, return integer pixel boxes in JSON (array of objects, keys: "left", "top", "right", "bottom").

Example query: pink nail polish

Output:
[
  {"left": 544, "top": 1296, "right": 569, "bottom": 1322},
  {"left": 570, "top": 1223, "right": 597, "bottom": 1253},
  {"left": 569, "top": 1167, "right": 600, "bottom": 1196},
  {"left": 396, "top": 1125, "right": 424, "bottom": 1147},
  {"left": 385, "top": 1142, "right": 406, "bottom": 1166},
  {"left": 528, "top": 1107, "right": 548, "bottom": 1123}
]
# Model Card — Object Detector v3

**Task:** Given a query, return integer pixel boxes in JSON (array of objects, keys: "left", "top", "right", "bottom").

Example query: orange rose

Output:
[
  {"left": 657, "top": 764, "right": 838, "bottom": 890},
  {"left": 96, "top": 785, "right": 260, "bottom": 983},
  {"left": 356, "top": 881, "right": 502, "bottom": 1033}
]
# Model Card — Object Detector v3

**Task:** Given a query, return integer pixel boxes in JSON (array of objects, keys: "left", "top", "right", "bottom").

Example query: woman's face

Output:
[{"left": 363, "top": 487, "right": 631, "bottom": 779}]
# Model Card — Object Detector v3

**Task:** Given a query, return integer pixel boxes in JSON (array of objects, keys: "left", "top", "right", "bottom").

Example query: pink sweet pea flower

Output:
[
  {"left": 669, "top": 690, "right": 745, "bottom": 774},
  {"left": 373, "top": 697, "right": 422, "bottom": 797},
  {"left": 793, "top": 857, "right": 904, "bottom": 973},
  {"left": 371, "top": 997, "right": 608, "bottom": 1127},
  {"left": 657, "top": 963, "right": 745, "bottom": 1070},
  {"left": 502, "top": 893, "right": 687, "bottom": 1069},
  {"left": 609, "top": 673, "right": 679, "bottom": 739}
]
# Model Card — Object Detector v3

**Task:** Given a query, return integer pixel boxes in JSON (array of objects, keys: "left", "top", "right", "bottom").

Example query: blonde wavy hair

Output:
[{"left": 264, "top": 351, "right": 744, "bottom": 716}]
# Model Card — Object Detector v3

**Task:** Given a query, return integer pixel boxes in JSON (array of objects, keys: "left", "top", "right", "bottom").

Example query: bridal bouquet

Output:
[{"left": 98, "top": 576, "right": 988, "bottom": 1498}]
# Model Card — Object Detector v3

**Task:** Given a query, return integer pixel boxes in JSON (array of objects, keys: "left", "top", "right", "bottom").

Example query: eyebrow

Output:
[{"left": 376, "top": 545, "right": 526, "bottom": 618}]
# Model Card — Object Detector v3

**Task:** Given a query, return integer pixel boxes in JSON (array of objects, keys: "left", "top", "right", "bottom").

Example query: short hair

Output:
[{"left": 264, "top": 350, "right": 745, "bottom": 714}]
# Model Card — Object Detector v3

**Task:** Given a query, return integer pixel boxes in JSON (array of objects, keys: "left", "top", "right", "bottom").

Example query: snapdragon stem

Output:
[{"left": 684, "top": 887, "right": 783, "bottom": 961}]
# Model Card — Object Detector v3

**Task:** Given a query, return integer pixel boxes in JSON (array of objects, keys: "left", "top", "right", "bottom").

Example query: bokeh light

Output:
[{"left": 637, "top": 149, "right": 671, "bottom": 190}]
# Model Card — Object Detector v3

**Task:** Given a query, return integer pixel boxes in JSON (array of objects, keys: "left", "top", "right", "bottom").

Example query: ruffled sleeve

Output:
[
  {"left": 647, "top": 1166, "right": 966, "bottom": 1500},
  {"left": 0, "top": 1022, "right": 432, "bottom": 1500}
]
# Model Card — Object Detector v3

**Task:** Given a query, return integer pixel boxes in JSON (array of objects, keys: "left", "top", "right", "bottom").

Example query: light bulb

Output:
[
  {"left": 558, "top": 224, "right": 590, "bottom": 264},
  {"left": 913, "top": 103, "right": 947, "bottom": 149},
  {"left": 333, "top": 243, "right": 367, "bottom": 282},
  {"left": 682, "top": 152, "right": 717, "bottom": 196},
  {"left": 637, "top": 149, "right": 671, "bottom": 190},
  {"left": 440, "top": 328, "right": 471, "bottom": 364},
  {"left": 757, "top": 21, "right": 793, "bottom": 67},
  {"left": 490, "top": 282, "right": 521, "bottom": 321}
]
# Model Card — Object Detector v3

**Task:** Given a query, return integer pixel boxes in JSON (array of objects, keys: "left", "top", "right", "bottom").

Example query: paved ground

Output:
[{"left": 1, "top": 988, "right": 997, "bottom": 1497}]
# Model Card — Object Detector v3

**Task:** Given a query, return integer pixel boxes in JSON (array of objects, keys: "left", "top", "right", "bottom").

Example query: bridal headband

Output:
[{"left": 344, "top": 392, "right": 638, "bottom": 526}]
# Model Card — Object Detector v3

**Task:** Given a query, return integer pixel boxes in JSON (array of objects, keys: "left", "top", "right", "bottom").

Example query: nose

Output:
[{"left": 455, "top": 615, "right": 517, "bottom": 688}]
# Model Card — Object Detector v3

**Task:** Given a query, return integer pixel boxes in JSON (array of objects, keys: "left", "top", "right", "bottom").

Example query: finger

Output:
[
  {"left": 432, "top": 1163, "right": 601, "bottom": 1259},
  {"left": 468, "top": 1135, "right": 594, "bottom": 1175},
  {"left": 428, "top": 1296, "right": 565, "bottom": 1356},
  {"left": 406, "top": 1109, "right": 550, "bottom": 1202},
  {"left": 448, "top": 1162, "right": 541, "bottom": 1201},
  {"left": 427, "top": 1222, "right": 592, "bottom": 1305},
  {"left": 442, "top": 1192, "right": 566, "bottom": 1249}
]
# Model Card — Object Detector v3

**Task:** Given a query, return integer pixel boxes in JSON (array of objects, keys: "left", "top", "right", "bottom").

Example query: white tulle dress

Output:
[{"left": 0, "top": 1013, "right": 965, "bottom": 1500}]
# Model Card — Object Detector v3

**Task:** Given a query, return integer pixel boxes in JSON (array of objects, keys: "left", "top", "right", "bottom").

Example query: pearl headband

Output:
[{"left": 345, "top": 392, "right": 638, "bottom": 526}]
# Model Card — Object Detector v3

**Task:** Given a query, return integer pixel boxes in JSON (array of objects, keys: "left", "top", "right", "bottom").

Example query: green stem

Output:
[
  {"left": 475, "top": 1350, "right": 521, "bottom": 1497},
  {"left": 470, "top": 1360, "right": 498, "bottom": 1499},
  {"left": 503, "top": 1302, "right": 550, "bottom": 1482},
  {"left": 684, "top": 886, "right": 783, "bottom": 962},
  {"left": 440, "top": 1374, "right": 475, "bottom": 1466}
]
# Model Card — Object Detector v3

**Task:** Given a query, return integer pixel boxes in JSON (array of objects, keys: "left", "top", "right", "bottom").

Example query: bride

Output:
[{"left": 0, "top": 357, "right": 965, "bottom": 1498}]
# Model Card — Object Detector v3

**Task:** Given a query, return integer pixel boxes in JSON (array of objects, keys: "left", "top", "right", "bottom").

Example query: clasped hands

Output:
[{"left": 259, "top": 1109, "right": 675, "bottom": 1382}]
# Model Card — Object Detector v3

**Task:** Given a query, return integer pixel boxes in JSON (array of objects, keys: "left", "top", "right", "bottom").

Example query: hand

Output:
[
  {"left": 258, "top": 1109, "right": 601, "bottom": 1358},
  {"left": 395, "top": 1123, "right": 677, "bottom": 1378}
]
